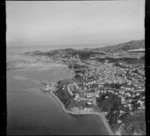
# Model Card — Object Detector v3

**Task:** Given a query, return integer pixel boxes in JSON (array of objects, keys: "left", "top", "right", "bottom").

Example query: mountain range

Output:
[{"left": 25, "top": 39, "right": 145, "bottom": 60}]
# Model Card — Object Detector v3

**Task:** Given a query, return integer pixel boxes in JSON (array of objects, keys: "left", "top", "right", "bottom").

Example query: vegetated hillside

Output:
[
  {"left": 93, "top": 40, "right": 145, "bottom": 53},
  {"left": 24, "top": 48, "right": 76, "bottom": 57},
  {"left": 24, "top": 40, "right": 145, "bottom": 60},
  {"left": 25, "top": 48, "right": 106, "bottom": 60}
]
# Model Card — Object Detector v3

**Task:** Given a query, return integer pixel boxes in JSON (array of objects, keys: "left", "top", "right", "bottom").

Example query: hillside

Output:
[
  {"left": 24, "top": 39, "right": 145, "bottom": 61},
  {"left": 92, "top": 40, "right": 145, "bottom": 53},
  {"left": 25, "top": 48, "right": 106, "bottom": 60}
]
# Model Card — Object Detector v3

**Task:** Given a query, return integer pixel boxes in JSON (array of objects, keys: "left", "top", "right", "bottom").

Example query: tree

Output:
[
  {"left": 121, "top": 110, "right": 146, "bottom": 135},
  {"left": 96, "top": 93, "right": 122, "bottom": 125}
]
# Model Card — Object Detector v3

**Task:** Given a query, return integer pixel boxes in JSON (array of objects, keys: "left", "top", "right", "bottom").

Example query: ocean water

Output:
[{"left": 7, "top": 46, "right": 110, "bottom": 135}]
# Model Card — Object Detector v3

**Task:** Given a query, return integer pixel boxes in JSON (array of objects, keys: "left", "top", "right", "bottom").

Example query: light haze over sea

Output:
[{"left": 6, "top": 1, "right": 144, "bottom": 49}]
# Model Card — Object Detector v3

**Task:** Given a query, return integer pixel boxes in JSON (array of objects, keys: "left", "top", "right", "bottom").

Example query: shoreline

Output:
[{"left": 50, "top": 89, "right": 114, "bottom": 135}]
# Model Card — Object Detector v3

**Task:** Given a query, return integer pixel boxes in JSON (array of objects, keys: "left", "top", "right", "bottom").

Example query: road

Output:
[{"left": 50, "top": 89, "right": 114, "bottom": 135}]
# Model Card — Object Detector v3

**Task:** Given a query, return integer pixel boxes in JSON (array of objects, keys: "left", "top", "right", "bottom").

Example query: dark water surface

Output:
[{"left": 7, "top": 47, "right": 110, "bottom": 135}]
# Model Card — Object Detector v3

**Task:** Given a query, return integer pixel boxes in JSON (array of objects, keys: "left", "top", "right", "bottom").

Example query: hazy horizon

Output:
[{"left": 6, "top": 1, "right": 145, "bottom": 48}]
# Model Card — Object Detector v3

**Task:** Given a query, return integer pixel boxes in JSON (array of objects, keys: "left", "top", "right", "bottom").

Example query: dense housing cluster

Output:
[{"left": 54, "top": 53, "right": 145, "bottom": 135}]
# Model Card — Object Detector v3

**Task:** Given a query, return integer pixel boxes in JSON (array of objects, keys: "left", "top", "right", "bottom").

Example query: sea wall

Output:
[{"left": 50, "top": 90, "right": 114, "bottom": 135}]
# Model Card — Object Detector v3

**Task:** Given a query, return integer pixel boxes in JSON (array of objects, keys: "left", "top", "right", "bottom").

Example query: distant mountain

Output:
[
  {"left": 24, "top": 40, "right": 145, "bottom": 61},
  {"left": 92, "top": 40, "right": 145, "bottom": 53}
]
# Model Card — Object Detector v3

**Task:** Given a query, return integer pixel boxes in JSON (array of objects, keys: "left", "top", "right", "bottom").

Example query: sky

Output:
[{"left": 6, "top": 0, "right": 145, "bottom": 48}]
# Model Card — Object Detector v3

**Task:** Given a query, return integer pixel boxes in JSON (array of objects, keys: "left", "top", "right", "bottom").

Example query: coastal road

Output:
[{"left": 50, "top": 90, "right": 114, "bottom": 135}]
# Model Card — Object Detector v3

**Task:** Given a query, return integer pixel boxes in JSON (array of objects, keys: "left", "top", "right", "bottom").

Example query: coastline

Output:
[{"left": 50, "top": 89, "right": 114, "bottom": 135}]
